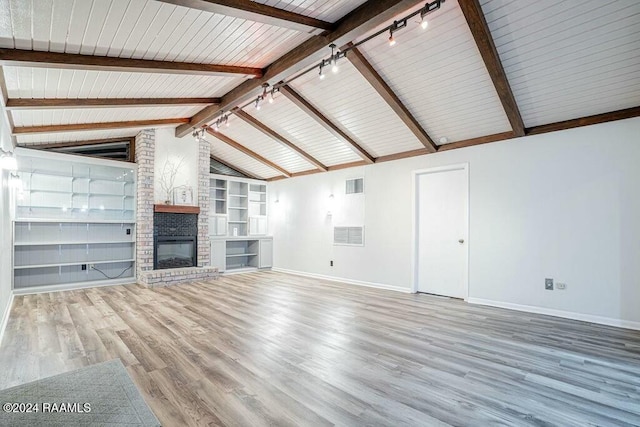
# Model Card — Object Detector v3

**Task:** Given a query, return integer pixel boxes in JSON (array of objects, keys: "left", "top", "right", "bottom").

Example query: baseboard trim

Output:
[
  {"left": 272, "top": 268, "right": 411, "bottom": 293},
  {"left": 0, "top": 292, "right": 15, "bottom": 347},
  {"left": 12, "top": 278, "right": 136, "bottom": 296},
  {"left": 467, "top": 298, "right": 640, "bottom": 331}
]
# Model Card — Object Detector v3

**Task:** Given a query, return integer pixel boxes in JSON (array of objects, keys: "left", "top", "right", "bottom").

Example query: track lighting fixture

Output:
[
  {"left": 192, "top": 127, "right": 206, "bottom": 142},
  {"left": 222, "top": 0, "right": 445, "bottom": 114},
  {"left": 329, "top": 44, "right": 340, "bottom": 73}
]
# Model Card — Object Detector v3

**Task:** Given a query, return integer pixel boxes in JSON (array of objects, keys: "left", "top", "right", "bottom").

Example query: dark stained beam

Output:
[
  {"left": 459, "top": 0, "right": 525, "bottom": 137},
  {"left": 157, "top": 0, "right": 332, "bottom": 32},
  {"left": 267, "top": 160, "right": 370, "bottom": 181},
  {"left": 13, "top": 118, "right": 190, "bottom": 135},
  {"left": 279, "top": 85, "right": 375, "bottom": 164},
  {"left": 346, "top": 45, "right": 437, "bottom": 152},
  {"left": 21, "top": 137, "right": 135, "bottom": 150},
  {"left": 437, "top": 131, "right": 515, "bottom": 152},
  {"left": 233, "top": 109, "right": 328, "bottom": 171},
  {"left": 6, "top": 97, "right": 221, "bottom": 110},
  {"left": 176, "top": 0, "right": 423, "bottom": 137},
  {"left": 206, "top": 128, "right": 291, "bottom": 177},
  {"left": 526, "top": 106, "right": 640, "bottom": 136},
  {"left": 128, "top": 137, "right": 136, "bottom": 163},
  {"left": 210, "top": 154, "right": 261, "bottom": 180},
  {"left": 0, "top": 48, "right": 262, "bottom": 77}
]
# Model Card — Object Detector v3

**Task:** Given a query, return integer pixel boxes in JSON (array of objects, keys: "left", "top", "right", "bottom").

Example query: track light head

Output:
[
  {"left": 255, "top": 96, "right": 261, "bottom": 110},
  {"left": 319, "top": 65, "right": 325, "bottom": 80},
  {"left": 389, "top": 29, "right": 396, "bottom": 46}
]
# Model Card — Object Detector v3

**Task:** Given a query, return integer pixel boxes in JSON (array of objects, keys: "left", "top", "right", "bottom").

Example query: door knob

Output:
[{"left": 458, "top": 239, "right": 464, "bottom": 244}]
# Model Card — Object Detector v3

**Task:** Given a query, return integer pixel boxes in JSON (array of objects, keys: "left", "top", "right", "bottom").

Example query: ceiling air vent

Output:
[{"left": 334, "top": 226, "right": 364, "bottom": 246}]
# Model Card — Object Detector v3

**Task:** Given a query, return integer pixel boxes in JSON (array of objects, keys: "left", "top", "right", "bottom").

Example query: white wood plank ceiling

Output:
[
  {"left": 248, "top": 94, "right": 362, "bottom": 166},
  {"left": 3, "top": 66, "right": 243, "bottom": 99},
  {"left": 0, "top": 0, "right": 311, "bottom": 67},
  {"left": 481, "top": 0, "right": 640, "bottom": 128},
  {"left": 357, "top": 0, "right": 512, "bottom": 144},
  {"left": 254, "top": 0, "right": 368, "bottom": 23},
  {"left": 0, "top": 0, "right": 638, "bottom": 178},
  {"left": 215, "top": 114, "right": 315, "bottom": 173}
]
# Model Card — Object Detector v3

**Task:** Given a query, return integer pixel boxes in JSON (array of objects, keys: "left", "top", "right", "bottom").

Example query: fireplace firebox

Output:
[
  {"left": 153, "top": 211, "right": 198, "bottom": 270},
  {"left": 154, "top": 236, "right": 197, "bottom": 269}
]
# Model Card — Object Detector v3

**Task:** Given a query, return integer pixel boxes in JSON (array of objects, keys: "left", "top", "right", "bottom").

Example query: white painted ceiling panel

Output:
[
  {"left": 0, "top": 0, "right": 312, "bottom": 68},
  {"left": 3, "top": 66, "right": 243, "bottom": 98},
  {"left": 16, "top": 128, "right": 140, "bottom": 145},
  {"left": 254, "top": 0, "right": 368, "bottom": 23},
  {"left": 217, "top": 115, "right": 314, "bottom": 173},
  {"left": 289, "top": 60, "right": 425, "bottom": 156},
  {"left": 357, "top": 0, "right": 512, "bottom": 143},
  {"left": 248, "top": 94, "right": 361, "bottom": 166},
  {"left": 11, "top": 106, "right": 200, "bottom": 127},
  {"left": 481, "top": 0, "right": 640, "bottom": 128},
  {"left": 208, "top": 136, "right": 282, "bottom": 179}
]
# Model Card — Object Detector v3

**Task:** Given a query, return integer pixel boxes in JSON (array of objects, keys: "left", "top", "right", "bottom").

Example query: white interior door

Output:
[{"left": 416, "top": 165, "right": 468, "bottom": 298}]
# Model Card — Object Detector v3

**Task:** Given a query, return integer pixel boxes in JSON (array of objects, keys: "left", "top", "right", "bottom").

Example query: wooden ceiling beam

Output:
[
  {"left": 279, "top": 85, "right": 375, "bottom": 164},
  {"left": 0, "top": 48, "right": 262, "bottom": 78},
  {"left": 346, "top": 45, "right": 437, "bottom": 153},
  {"left": 525, "top": 106, "right": 640, "bottom": 136},
  {"left": 206, "top": 128, "right": 291, "bottom": 177},
  {"left": 437, "top": 131, "right": 516, "bottom": 152},
  {"left": 233, "top": 109, "right": 328, "bottom": 171},
  {"left": 13, "top": 118, "right": 189, "bottom": 135},
  {"left": 157, "top": 0, "right": 332, "bottom": 33},
  {"left": 459, "top": 0, "right": 525, "bottom": 137},
  {"left": 210, "top": 154, "right": 261, "bottom": 180},
  {"left": 176, "top": 0, "right": 423, "bottom": 137},
  {"left": 6, "top": 98, "right": 221, "bottom": 110}
]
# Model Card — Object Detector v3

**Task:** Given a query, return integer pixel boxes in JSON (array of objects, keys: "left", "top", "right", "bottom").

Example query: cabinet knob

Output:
[{"left": 458, "top": 239, "right": 465, "bottom": 244}]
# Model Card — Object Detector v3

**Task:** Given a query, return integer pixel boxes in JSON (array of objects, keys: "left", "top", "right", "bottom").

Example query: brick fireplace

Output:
[{"left": 134, "top": 129, "right": 219, "bottom": 287}]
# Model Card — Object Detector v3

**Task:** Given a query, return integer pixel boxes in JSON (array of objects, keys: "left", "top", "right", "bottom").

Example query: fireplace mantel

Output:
[{"left": 154, "top": 204, "right": 200, "bottom": 214}]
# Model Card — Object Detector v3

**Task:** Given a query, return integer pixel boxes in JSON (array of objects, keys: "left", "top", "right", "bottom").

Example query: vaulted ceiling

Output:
[{"left": 1, "top": 0, "right": 639, "bottom": 179}]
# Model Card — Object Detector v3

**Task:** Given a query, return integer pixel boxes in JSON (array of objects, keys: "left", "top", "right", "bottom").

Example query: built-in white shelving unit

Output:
[
  {"left": 209, "top": 174, "right": 271, "bottom": 272},
  {"left": 12, "top": 149, "right": 137, "bottom": 292}
]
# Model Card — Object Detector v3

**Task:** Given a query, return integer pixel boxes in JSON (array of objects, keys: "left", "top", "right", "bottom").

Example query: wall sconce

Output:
[
  {"left": 327, "top": 193, "right": 335, "bottom": 216},
  {"left": 0, "top": 150, "right": 17, "bottom": 171}
]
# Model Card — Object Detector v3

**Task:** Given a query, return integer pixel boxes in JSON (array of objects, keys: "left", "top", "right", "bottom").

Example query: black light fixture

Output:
[
  {"left": 192, "top": 126, "right": 206, "bottom": 141},
  {"left": 204, "top": 0, "right": 445, "bottom": 126}
]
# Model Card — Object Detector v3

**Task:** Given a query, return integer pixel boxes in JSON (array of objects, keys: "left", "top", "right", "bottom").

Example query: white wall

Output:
[
  {"left": 153, "top": 127, "right": 199, "bottom": 204},
  {"left": 0, "top": 108, "right": 14, "bottom": 339},
  {"left": 269, "top": 117, "right": 640, "bottom": 328}
]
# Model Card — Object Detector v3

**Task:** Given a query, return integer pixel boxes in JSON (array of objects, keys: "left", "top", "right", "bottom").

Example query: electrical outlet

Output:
[
  {"left": 81, "top": 264, "right": 87, "bottom": 271},
  {"left": 557, "top": 282, "right": 567, "bottom": 290},
  {"left": 545, "top": 278, "right": 554, "bottom": 290},
  {"left": 126, "top": 228, "right": 131, "bottom": 235},
  {"left": 330, "top": 260, "right": 334, "bottom": 267}
]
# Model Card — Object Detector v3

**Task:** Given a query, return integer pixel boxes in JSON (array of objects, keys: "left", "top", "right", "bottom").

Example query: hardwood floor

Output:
[{"left": 1, "top": 271, "right": 639, "bottom": 426}]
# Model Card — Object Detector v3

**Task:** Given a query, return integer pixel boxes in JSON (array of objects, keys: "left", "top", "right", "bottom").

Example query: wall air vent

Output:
[{"left": 334, "top": 226, "right": 364, "bottom": 246}]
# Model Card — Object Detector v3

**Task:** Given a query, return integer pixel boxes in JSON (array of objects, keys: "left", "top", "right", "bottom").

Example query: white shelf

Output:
[
  {"left": 226, "top": 253, "right": 257, "bottom": 258},
  {"left": 227, "top": 221, "right": 247, "bottom": 224},
  {"left": 14, "top": 218, "right": 136, "bottom": 224},
  {"left": 13, "top": 150, "right": 138, "bottom": 290},
  {"left": 14, "top": 259, "right": 135, "bottom": 269},
  {"left": 228, "top": 207, "right": 248, "bottom": 210},
  {"left": 229, "top": 194, "right": 247, "bottom": 198},
  {"left": 15, "top": 240, "right": 134, "bottom": 246}
]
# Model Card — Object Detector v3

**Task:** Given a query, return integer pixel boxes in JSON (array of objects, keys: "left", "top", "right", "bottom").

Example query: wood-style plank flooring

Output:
[{"left": 1, "top": 271, "right": 639, "bottom": 426}]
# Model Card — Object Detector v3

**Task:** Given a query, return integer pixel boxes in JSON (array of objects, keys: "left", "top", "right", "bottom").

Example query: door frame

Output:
[{"left": 411, "top": 163, "right": 470, "bottom": 298}]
